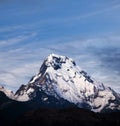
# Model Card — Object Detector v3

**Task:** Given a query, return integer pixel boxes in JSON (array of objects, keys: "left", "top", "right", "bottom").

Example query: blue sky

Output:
[{"left": 0, "top": 0, "right": 120, "bottom": 92}]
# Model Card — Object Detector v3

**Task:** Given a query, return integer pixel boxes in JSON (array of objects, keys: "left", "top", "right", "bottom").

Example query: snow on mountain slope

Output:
[
  {"left": 6, "top": 54, "right": 120, "bottom": 112},
  {"left": 0, "top": 86, "right": 15, "bottom": 99}
]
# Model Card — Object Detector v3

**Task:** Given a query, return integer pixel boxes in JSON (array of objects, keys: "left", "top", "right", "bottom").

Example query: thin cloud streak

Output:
[
  {"left": 0, "top": 34, "right": 120, "bottom": 92},
  {"left": 1, "top": 3, "right": 119, "bottom": 33},
  {"left": 0, "top": 32, "right": 37, "bottom": 47},
  {"left": 33, "top": 3, "right": 120, "bottom": 24}
]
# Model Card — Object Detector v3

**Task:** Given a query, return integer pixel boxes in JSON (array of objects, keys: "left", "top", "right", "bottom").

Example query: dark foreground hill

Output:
[
  {"left": 1, "top": 107, "right": 119, "bottom": 126},
  {"left": 1, "top": 107, "right": 120, "bottom": 125},
  {"left": 12, "top": 108, "right": 120, "bottom": 126},
  {"left": 0, "top": 91, "right": 120, "bottom": 126}
]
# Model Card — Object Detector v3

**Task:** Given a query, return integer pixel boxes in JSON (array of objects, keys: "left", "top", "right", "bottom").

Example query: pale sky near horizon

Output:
[{"left": 0, "top": 0, "right": 120, "bottom": 92}]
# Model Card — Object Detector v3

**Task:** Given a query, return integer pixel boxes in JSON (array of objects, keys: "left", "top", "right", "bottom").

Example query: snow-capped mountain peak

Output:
[
  {"left": 45, "top": 53, "right": 78, "bottom": 69},
  {"left": 6, "top": 54, "right": 120, "bottom": 112}
]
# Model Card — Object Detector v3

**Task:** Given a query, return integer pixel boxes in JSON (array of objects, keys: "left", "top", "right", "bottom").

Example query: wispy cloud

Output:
[
  {"left": 32, "top": 3, "right": 120, "bottom": 24},
  {"left": 0, "top": 62, "right": 41, "bottom": 91},
  {"left": 0, "top": 32, "right": 37, "bottom": 47},
  {"left": 0, "top": 33, "right": 120, "bottom": 92},
  {"left": 0, "top": 25, "right": 23, "bottom": 32},
  {"left": 0, "top": 36, "right": 27, "bottom": 46},
  {"left": 67, "top": 3, "right": 120, "bottom": 21}
]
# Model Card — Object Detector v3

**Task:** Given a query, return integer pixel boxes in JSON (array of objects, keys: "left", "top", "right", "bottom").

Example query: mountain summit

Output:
[{"left": 1, "top": 54, "right": 120, "bottom": 112}]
